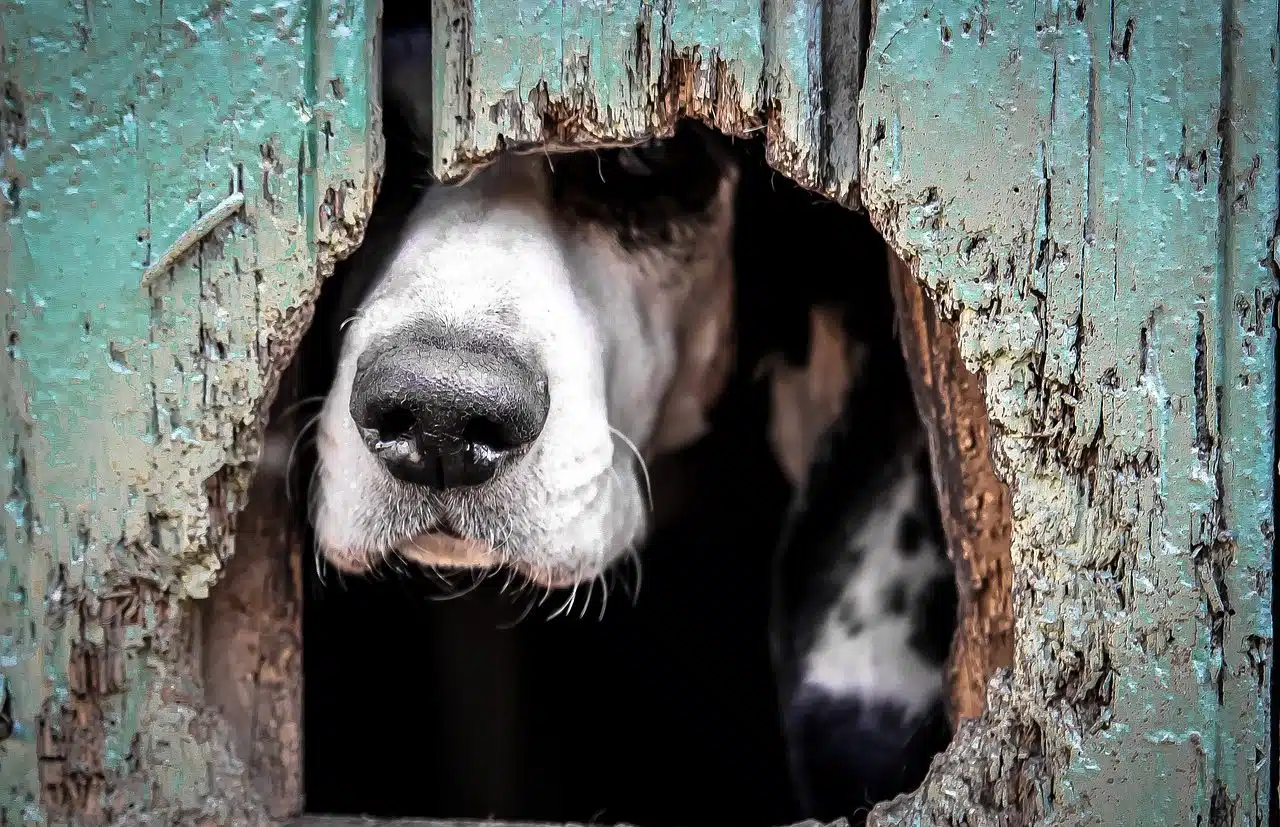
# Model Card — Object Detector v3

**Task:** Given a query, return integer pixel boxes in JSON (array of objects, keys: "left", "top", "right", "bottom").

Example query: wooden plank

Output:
[
  {"left": 431, "top": 0, "right": 865, "bottom": 204},
  {"left": 0, "top": 0, "right": 379, "bottom": 822},
  {"left": 857, "top": 0, "right": 1278, "bottom": 823},
  {"left": 888, "top": 251, "right": 1014, "bottom": 723},
  {"left": 200, "top": 367, "right": 306, "bottom": 821}
]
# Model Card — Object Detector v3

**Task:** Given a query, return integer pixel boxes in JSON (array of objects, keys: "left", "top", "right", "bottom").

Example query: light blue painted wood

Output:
[
  {"left": 858, "top": 0, "right": 1276, "bottom": 823},
  {"left": 0, "top": 0, "right": 378, "bottom": 821},
  {"left": 430, "top": 0, "right": 857, "bottom": 200},
  {"left": 0, "top": 0, "right": 1270, "bottom": 822}
]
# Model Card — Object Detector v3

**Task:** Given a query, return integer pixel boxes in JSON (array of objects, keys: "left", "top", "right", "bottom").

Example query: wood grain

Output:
[
  {"left": 887, "top": 252, "right": 1014, "bottom": 723},
  {"left": 201, "top": 368, "right": 306, "bottom": 821}
]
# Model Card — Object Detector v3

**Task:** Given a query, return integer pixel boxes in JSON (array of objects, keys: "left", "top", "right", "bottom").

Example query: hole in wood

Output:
[{"left": 199, "top": 7, "right": 1013, "bottom": 827}]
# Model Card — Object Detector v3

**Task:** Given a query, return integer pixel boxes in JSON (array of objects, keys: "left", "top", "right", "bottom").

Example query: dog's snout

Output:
[{"left": 349, "top": 341, "right": 550, "bottom": 488}]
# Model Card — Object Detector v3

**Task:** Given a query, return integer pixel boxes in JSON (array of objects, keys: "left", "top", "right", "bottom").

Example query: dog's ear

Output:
[
  {"left": 647, "top": 252, "right": 736, "bottom": 456},
  {"left": 762, "top": 305, "right": 864, "bottom": 487}
]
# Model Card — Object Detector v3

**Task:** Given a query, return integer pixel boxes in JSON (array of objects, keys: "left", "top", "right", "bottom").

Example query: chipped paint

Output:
[
  {"left": 0, "top": 0, "right": 1271, "bottom": 822},
  {"left": 857, "top": 0, "right": 1277, "bottom": 823},
  {"left": 430, "top": 0, "right": 864, "bottom": 203},
  {"left": 0, "top": 0, "right": 380, "bottom": 822}
]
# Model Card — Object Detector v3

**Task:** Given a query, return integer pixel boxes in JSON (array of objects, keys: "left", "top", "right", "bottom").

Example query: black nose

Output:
[{"left": 349, "top": 340, "right": 550, "bottom": 488}]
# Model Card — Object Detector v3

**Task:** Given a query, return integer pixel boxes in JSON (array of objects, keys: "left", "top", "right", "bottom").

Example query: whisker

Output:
[
  {"left": 596, "top": 571, "right": 609, "bottom": 621},
  {"left": 428, "top": 567, "right": 486, "bottom": 601},
  {"left": 276, "top": 395, "right": 327, "bottom": 421},
  {"left": 499, "top": 580, "right": 540, "bottom": 629},
  {"left": 626, "top": 546, "right": 643, "bottom": 606},
  {"left": 609, "top": 425, "right": 652, "bottom": 513},
  {"left": 537, "top": 576, "right": 555, "bottom": 607},
  {"left": 579, "top": 576, "right": 596, "bottom": 620},
  {"left": 312, "top": 543, "right": 328, "bottom": 589},
  {"left": 286, "top": 414, "right": 323, "bottom": 507},
  {"left": 548, "top": 580, "right": 579, "bottom": 620}
]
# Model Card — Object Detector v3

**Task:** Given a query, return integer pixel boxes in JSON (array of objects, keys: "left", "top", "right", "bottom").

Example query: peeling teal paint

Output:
[
  {"left": 858, "top": 0, "right": 1276, "bottom": 822},
  {"left": 0, "top": 0, "right": 378, "bottom": 821},
  {"left": 432, "top": 0, "right": 853, "bottom": 198},
  {"left": 0, "top": 0, "right": 1270, "bottom": 822}
]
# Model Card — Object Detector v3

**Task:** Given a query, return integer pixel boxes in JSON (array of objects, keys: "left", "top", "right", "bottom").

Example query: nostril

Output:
[
  {"left": 370, "top": 405, "right": 417, "bottom": 443},
  {"left": 461, "top": 415, "right": 518, "bottom": 453}
]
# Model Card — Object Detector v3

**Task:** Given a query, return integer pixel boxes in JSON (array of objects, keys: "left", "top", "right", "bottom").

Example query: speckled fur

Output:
[
  {"left": 770, "top": 327, "right": 958, "bottom": 825},
  {"left": 318, "top": 23, "right": 958, "bottom": 823}
]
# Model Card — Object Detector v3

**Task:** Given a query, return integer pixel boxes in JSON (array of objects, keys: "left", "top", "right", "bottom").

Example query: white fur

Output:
[
  {"left": 803, "top": 460, "right": 950, "bottom": 717},
  {"left": 312, "top": 152, "right": 732, "bottom": 588}
]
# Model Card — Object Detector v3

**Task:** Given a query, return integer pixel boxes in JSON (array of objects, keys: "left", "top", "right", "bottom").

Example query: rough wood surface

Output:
[
  {"left": 0, "top": 1, "right": 380, "bottom": 823},
  {"left": 430, "top": 0, "right": 864, "bottom": 205},
  {"left": 200, "top": 370, "right": 306, "bottom": 821},
  {"left": 1, "top": 0, "right": 1273, "bottom": 823},
  {"left": 888, "top": 252, "right": 1014, "bottom": 724},
  {"left": 857, "top": 0, "right": 1278, "bottom": 823}
]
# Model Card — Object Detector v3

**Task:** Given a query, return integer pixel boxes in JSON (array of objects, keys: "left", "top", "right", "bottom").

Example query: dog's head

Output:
[{"left": 311, "top": 41, "right": 739, "bottom": 587}]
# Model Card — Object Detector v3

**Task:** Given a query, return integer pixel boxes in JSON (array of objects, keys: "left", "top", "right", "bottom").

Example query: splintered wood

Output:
[{"left": 887, "top": 253, "right": 1014, "bottom": 723}]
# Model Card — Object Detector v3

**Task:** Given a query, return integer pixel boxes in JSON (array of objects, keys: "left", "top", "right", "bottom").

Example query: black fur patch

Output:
[
  {"left": 549, "top": 120, "right": 730, "bottom": 251},
  {"left": 896, "top": 512, "right": 926, "bottom": 556},
  {"left": 786, "top": 685, "right": 952, "bottom": 826},
  {"left": 882, "top": 580, "right": 908, "bottom": 615},
  {"left": 909, "top": 573, "right": 959, "bottom": 667}
]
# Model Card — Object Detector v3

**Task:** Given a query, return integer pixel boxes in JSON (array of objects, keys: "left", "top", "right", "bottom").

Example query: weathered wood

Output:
[
  {"left": 857, "top": 0, "right": 1278, "bottom": 823},
  {"left": 430, "top": 0, "right": 864, "bottom": 205},
  {"left": 1, "top": 0, "right": 1271, "bottom": 822},
  {"left": 200, "top": 370, "right": 306, "bottom": 821},
  {"left": 0, "top": 1, "right": 380, "bottom": 823},
  {"left": 888, "top": 251, "right": 1014, "bottom": 723}
]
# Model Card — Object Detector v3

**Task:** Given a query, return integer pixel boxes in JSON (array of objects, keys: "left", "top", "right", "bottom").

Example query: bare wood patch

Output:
[
  {"left": 887, "top": 252, "right": 1013, "bottom": 722},
  {"left": 432, "top": 0, "right": 865, "bottom": 202},
  {"left": 37, "top": 578, "right": 168, "bottom": 825},
  {"left": 201, "top": 371, "right": 305, "bottom": 820}
]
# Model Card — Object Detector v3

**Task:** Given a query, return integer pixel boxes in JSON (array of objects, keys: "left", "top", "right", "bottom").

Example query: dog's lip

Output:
[
  {"left": 433, "top": 516, "right": 465, "bottom": 541},
  {"left": 396, "top": 528, "right": 499, "bottom": 569},
  {"left": 519, "top": 567, "right": 587, "bottom": 590},
  {"left": 390, "top": 530, "right": 595, "bottom": 590}
]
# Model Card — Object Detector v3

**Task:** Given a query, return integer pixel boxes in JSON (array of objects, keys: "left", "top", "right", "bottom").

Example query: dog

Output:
[
  {"left": 764, "top": 306, "right": 957, "bottom": 824},
  {"left": 313, "top": 27, "right": 742, "bottom": 588},
  {"left": 308, "top": 22, "right": 955, "bottom": 823}
]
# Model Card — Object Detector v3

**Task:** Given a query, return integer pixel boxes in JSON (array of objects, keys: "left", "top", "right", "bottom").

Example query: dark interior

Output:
[{"left": 296, "top": 6, "right": 898, "bottom": 826}]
